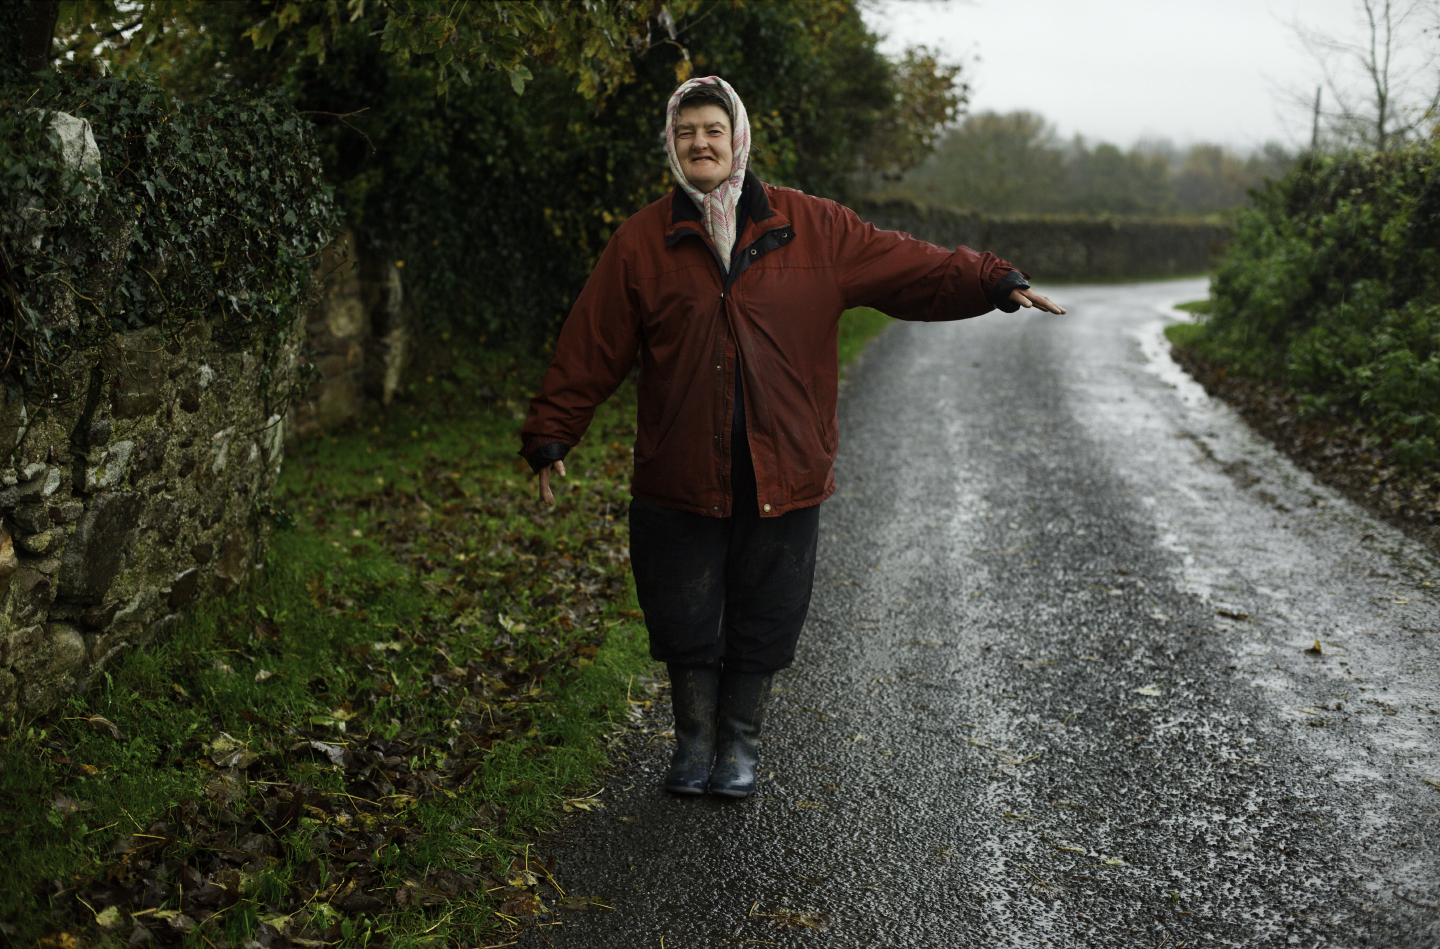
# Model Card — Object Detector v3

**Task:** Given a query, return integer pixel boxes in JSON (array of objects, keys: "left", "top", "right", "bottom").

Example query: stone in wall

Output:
[
  {"left": 359, "top": 250, "right": 411, "bottom": 407},
  {"left": 288, "top": 232, "right": 413, "bottom": 443}
]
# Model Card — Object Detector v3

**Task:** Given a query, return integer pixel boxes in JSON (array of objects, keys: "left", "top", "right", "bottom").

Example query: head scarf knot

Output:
[{"left": 665, "top": 76, "right": 751, "bottom": 270}]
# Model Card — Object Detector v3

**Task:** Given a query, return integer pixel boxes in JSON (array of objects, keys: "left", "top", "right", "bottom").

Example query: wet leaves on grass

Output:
[{"left": 2, "top": 366, "right": 654, "bottom": 948}]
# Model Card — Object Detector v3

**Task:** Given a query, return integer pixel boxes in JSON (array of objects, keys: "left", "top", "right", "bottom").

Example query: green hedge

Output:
[
  {"left": 1195, "top": 143, "right": 1440, "bottom": 468},
  {"left": 0, "top": 71, "right": 335, "bottom": 405},
  {"left": 110, "top": 1, "right": 951, "bottom": 353}
]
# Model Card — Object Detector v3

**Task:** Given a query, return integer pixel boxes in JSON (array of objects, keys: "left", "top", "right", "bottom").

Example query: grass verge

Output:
[
  {"left": 838, "top": 307, "right": 891, "bottom": 369},
  {"left": 1, "top": 309, "right": 895, "bottom": 948},
  {"left": 1, "top": 350, "right": 651, "bottom": 948}
]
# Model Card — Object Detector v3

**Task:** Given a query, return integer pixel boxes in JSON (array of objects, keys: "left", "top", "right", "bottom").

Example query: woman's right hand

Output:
[{"left": 537, "top": 459, "right": 567, "bottom": 505}]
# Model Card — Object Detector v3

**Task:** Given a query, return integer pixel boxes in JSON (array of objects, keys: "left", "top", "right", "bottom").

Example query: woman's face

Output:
[{"left": 674, "top": 103, "right": 734, "bottom": 194}]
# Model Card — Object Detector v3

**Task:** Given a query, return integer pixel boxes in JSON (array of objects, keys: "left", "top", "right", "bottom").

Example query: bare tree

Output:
[{"left": 1293, "top": 0, "right": 1440, "bottom": 151}]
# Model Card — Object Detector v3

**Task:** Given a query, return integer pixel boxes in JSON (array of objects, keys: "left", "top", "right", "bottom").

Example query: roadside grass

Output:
[
  {"left": 1, "top": 351, "right": 650, "bottom": 948},
  {"left": 1, "top": 309, "right": 893, "bottom": 948},
  {"left": 1163, "top": 300, "right": 1212, "bottom": 350},
  {"left": 839, "top": 307, "right": 891, "bottom": 368}
]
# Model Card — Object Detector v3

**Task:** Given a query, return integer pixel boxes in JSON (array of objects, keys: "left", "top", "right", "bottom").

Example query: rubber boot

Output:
[
  {"left": 708, "top": 672, "right": 775, "bottom": 799},
  {"left": 663, "top": 665, "right": 720, "bottom": 795}
]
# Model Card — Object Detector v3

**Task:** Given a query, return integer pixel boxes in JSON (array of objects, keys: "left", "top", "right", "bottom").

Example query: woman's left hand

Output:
[{"left": 1010, "top": 288, "right": 1067, "bottom": 314}]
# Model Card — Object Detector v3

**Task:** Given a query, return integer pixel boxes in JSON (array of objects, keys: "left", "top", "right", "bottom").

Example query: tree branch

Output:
[
  {"left": 298, "top": 108, "right": 377, "bottom": 154},
  {"left": 54, "top": 15, "right": 144, "bottom": 59}
]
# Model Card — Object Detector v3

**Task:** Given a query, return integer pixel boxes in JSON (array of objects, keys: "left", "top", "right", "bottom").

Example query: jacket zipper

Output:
[{"left": 674, "top": 220, "right": 789, "bottom": 515}]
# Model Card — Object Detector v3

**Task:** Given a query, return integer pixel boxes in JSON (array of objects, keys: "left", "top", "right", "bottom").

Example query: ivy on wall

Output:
[{"left": 0, "top": 70, "right": 337, "bottom": 408}]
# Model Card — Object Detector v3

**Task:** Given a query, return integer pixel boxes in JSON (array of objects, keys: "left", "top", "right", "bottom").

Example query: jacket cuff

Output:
[
  {"left": 987, "top": 268, "right": 1032, "bottom": 313},
  {"left": 525, "top": 442, "right": 571, "bottom": 473}
]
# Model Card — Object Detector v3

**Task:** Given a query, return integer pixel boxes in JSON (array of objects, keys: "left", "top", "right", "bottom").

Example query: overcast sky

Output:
[{"left": 862, "top": 0, "right": 1364, "bottom": 150}]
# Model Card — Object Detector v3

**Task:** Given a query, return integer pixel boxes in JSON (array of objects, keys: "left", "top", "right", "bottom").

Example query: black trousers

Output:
[{"left": 628, "top": 434, "right": 821, "bottom": 674}]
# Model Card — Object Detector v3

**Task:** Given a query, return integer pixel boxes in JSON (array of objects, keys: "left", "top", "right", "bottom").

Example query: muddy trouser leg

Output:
[
  {"left": 629, "top": 496, "right": 729, "bottom": 793},
  {"left": 710, "top": 433, "right": 820, "bottom": 797}
]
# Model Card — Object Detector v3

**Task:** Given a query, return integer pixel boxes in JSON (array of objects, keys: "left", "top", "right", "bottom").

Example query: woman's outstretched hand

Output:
[
  {"left": 1010, "top": 288, "right": 1067, "bottom": 314},
  {"left": 537, "top": 459, "right": 566, "bottom": 505}
]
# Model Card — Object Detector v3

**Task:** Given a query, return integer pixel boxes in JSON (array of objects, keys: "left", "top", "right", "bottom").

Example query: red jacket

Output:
[{"left": 520, "top": 174, "right": 1019, "bottom": 518}]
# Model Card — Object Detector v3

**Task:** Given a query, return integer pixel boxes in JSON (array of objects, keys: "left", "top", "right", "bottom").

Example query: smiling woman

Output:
[
  {"left": 520, "top": 74, "right": 1064, "bottom": 804},
  {"left": 673, "top": 92, "right": 735, "bottom": 194},
  {"left": 665, "top": 77, "right": 753, "bottom": 267}
]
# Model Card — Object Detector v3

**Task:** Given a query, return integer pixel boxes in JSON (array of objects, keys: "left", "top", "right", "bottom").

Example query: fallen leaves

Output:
[
  {"left": 294, "top": 739, "right": 349, "bottom": 767},
  {"left": 561, "top": 791, "right": 605, "bottom": 813},
  {"left": 92, "top": 905, "right": 124, "bottom": 930},
  {"left": 63, "top": 716, "right": 125, "bottom": 742},
  {"left": 205, "top": 733, "right": 260, "bottom": 769},
  {"left": 750, "top": 902, "right": 829, "bottom": 931},
  {"left": 51, "top": 792, "right": 92, "bottom": 817}
]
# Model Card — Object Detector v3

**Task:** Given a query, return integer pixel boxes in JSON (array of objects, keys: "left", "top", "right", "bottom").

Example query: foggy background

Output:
[{"left": 859, "top": 0, "right": 1440, "bottom": 216}]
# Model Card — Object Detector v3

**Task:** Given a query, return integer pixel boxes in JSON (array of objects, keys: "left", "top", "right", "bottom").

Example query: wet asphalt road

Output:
[{"left": 521, "top": 278, "right": 1440, "bottom": 948}]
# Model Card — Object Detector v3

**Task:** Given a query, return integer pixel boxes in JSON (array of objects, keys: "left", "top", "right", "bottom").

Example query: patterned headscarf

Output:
[{"left": 665, "top": 76, "right": 751, "bottom": 270}]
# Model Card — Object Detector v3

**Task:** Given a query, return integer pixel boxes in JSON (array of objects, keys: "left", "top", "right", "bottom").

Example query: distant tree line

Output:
[{"left": 874, "top": 110, "right": 1299, "bottom": 218}]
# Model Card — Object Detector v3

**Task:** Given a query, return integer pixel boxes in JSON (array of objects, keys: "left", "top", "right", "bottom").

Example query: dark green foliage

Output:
[
  {"left": 106, "top": 1, "right": 954, "bottom": 351},
  {"left": 1196, "top": 143, "right": 1440, "bottom": 469},
  {"left": 319, "top": 1, "right": 944, "bottom": 349},
  {"left": 0, "top": 70, "right": 334, "bottom": 404}
]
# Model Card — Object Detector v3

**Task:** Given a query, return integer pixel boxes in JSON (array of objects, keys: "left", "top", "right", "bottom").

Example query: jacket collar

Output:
[{"left": 667, "top": 170, "right": 783, "bottom": 243}]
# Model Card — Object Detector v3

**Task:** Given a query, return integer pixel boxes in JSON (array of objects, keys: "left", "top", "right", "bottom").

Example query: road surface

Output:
[{"left": 521, "top": 278, "right": 1440, "bottom": 948}]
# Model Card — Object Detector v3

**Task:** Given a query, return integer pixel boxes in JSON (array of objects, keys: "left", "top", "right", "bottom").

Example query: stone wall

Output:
[
  {"left": 0, "top": 232, "right": 414, "bottom": 713},
  {"left": 854, "top": 199, "right": 1231, "bottom": 282},
  {"left": 0, "top": 231, "right": 394, "bottom": 714},
  {"left": 288, "top": 234, "right": 413, "bottom": 441},
  {"left": 0, "top": 319, "right": 301, "bottom": 715}
]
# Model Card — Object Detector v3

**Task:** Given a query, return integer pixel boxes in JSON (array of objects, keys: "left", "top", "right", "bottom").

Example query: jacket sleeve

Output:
[
  {"left": 519, "top": 234, "right": 641, "bottom": 459},
  {"left": 830, "top": 201, "right": 1016, "bottom": 321}
]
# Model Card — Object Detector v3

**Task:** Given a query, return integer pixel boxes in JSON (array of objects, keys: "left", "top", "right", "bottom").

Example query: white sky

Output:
[{"left": 863, "top": 0, "right": 1363, "bottom": 150}]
